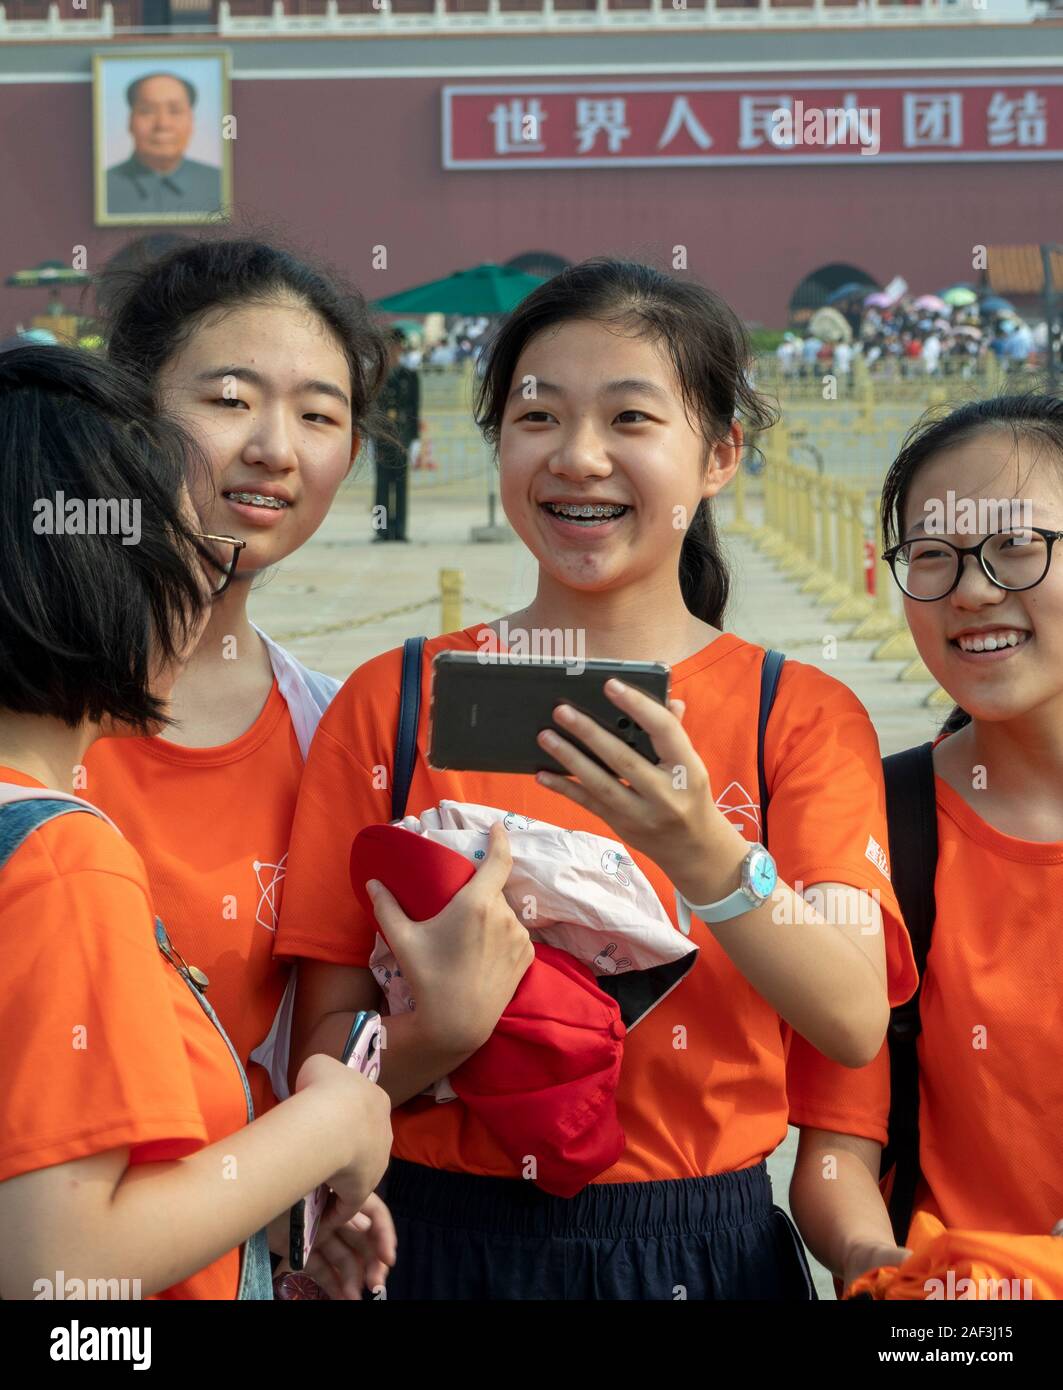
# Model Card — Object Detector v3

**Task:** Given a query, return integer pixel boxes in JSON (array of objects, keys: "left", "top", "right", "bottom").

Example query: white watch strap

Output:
[{"left": 675, "top": 883, "right": 751, "bottom": 930}]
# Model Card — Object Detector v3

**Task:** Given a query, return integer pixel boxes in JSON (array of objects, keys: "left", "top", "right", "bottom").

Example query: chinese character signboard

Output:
[{"left": 442, "top": 78, "right": 1063, "bottom": 168}]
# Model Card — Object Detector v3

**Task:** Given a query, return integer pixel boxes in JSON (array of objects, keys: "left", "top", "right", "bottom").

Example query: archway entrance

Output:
[
  {"left": 788, "top": 263, "right": 878, "bottom": 330},
  {"left": 504, "top": 251, "right": 570, "bottom": 279}
]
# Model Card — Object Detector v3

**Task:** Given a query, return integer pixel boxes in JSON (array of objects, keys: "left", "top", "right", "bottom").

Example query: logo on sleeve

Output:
[
  {"left": 253, "top": 853, "right": 288, "bottom": 932},
  {"left": 864, "top": 834, "right": 891, "bottom": 881}
]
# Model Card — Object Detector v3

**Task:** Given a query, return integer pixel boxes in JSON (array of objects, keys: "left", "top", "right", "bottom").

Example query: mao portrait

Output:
[{"left": 94, "top": 52, "right": 232, "bottom": 226}]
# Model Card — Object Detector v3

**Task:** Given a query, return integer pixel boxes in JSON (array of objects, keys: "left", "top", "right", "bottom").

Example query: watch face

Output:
[{"left": 749, "top": 850, "right": 777, "bottom": 898}]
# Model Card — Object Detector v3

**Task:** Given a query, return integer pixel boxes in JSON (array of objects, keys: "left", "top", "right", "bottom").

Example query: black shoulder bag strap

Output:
[
  {"left": 757, "top": 649, "right": 786, "bottom": 851},
  {"left": 881, "top": 741, "right": 938, "bottom": 1245},
  {"left": 391, "top": 640, "right": 786, "bottom": 833},
  {"left": 392, "top": 636, "right": 427, "bottom": 821}
]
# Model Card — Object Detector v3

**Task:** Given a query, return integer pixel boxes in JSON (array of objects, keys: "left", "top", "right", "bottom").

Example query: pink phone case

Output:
[{"left": 289, "top": 1011, "right": 381, "bottom": 1271}]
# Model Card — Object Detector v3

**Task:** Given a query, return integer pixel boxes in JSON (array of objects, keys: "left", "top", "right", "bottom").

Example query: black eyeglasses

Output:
[
  {"left": 883, "top": 526, "right": 1063, "bottom": 602},
  {"left": 192, "top": 532, "right": 246, "bottom": 598}
]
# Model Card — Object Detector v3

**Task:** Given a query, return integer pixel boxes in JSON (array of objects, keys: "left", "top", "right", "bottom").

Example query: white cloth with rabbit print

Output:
[{"left": 370, "top": 801, "right": 700, "bottom": 1102}]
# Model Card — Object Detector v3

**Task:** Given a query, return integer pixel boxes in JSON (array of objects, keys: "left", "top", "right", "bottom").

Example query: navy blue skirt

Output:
[{"left": 377, "top": 1158, "right": 817, "bottom": 1301}]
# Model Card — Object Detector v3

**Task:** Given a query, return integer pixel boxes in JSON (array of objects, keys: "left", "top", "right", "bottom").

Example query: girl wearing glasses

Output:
[
  {"left": 790, "top": 394, "right": 1063, "bottom": 1287},
  {"left": 0, "top": 347, "right": 392, "bottom": 1300},
  {"left": 82, "top": 239, "right": 397, "bottom": 1297}
]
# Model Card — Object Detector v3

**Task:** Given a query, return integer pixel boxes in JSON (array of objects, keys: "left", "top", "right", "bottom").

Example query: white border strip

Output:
[
  {"left": 443, "top": 151, "right": 1063, "bottom": 167},
  {"left": 2, "top": 57, "right": 1062, "bottom": 85},
  {"left": 440, "top": 74, "right": 1063, "bottom": 92},
  {"left": 235, "top": 57, "right": 1063, "bottom": 79}
]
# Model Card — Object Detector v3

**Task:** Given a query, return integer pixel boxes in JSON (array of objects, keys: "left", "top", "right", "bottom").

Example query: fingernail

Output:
[
  {"left": 366, "top": 879, "right": 381, "bottom": 896},
  {"left": 606, "top": 678, "right": 626, "bottom": 692}
]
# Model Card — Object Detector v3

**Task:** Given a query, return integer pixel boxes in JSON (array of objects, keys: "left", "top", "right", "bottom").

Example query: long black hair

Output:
[
  {"left": 474, "top": 258, "right": 776, "bottom": 628},
  {"left": 0, "top": 346, "right": 212, "bottom": 732},
  {"left": 881, "top": 392, "right": 1063, "bottom": 734},
  {"left": 98, "top": 235, "right": 392, "bottom": 446}
]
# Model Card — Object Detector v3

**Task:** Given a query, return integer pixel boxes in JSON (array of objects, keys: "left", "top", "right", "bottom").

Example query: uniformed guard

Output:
[{"left": 373, "top": 328, "right": 421, "bottom": 542}]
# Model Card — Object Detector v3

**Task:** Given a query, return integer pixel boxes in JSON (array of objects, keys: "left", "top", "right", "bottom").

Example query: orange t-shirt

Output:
[
  {"left": 85, "top": 680, "right": 304, "bottom": 1117},
  {"left": 790, "top": 771, "right": 1063, "bottom": 1236},
  {"left": 276, "top": 627, "right": 916, "bottom": 1184},
  {"left": 0, "top": 768, "right": 245, "bottom": 1300}
]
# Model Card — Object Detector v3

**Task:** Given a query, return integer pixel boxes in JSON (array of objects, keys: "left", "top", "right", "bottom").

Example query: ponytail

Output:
[
  {"left": 939, "top": 705, "right": 972, "bottom": 736},
  {"left": 679, "top": 500, "right": 729, "bottom": 629}
]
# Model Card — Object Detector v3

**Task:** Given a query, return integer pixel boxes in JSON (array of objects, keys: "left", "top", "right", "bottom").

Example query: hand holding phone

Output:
[
  {"left": 428, "top": 652, "right": 670, "bottom": 776},
  {"left": 529, "top": 673, "right": 732, "bottom": 905},
  {"left": 289, "top": 1011, "right": 382, "bottom": 1271}
]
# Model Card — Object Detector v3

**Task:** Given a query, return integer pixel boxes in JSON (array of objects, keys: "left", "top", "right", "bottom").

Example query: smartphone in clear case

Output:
[{"left": 288, "top": 1010, "right": 381, "bottom": 1271}]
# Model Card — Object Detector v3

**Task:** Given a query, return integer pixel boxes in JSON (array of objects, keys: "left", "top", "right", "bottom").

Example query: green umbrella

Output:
[
  {"left": 941, "top": 286, "right": 978, "bottom": 307},
  {"left": 373, "top": 263, "right": 546, "bottom": 315},
  {"left": 6, "top": 260, "right": 91, "bottom": 317},
  {"left": 5, "top": 260, "right": 91, "bottom": 289}
]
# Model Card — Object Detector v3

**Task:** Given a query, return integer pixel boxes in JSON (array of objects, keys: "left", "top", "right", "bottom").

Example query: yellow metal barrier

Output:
[
  {"left": 743, "top": 370, "right": 1007, "bottom": 703},
  {"left": 749, "top": 455, "right": 944, "bottom": 700},
  {"left": 271, "top": 568, "right": 475, "bottom": 645},
  {"left": 440, "top": 567, "right": 464, "bottom": 633}
]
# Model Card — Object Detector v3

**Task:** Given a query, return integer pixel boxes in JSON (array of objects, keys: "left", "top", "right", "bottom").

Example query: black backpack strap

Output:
[
  {"left": 757, "top": 649, "right": 785, "bottom": 851},
  {"left": 881, "top": 742, "right": 938, "bottom": 1245},
  {"left": 392, "top": 637, "right": 427, "bottom": 821}
]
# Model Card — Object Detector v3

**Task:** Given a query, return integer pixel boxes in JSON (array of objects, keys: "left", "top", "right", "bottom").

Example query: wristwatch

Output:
[{"left": 675, "top": 844, "right": 778, "bottom": 933}]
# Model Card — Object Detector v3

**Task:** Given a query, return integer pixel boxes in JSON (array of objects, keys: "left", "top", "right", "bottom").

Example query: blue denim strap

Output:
[
  {"left": 0, "top": 800, "right": 94, "bottom": 872},
  {"left": 153, "top": 920, "right": 274, "bottom": 1300}
]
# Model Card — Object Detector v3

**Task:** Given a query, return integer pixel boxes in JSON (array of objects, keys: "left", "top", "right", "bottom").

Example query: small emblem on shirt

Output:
[
  {"left": 714, "top": 780, "right": 761, "bottom": 839},
  {"left": 253, "top": 853, "right": 288, "bottom": 932},
  {"left": 864, "top": 834, "right": 891, "bottom": 881}
]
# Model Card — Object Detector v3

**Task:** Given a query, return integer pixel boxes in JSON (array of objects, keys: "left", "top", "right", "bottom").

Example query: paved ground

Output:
[
  {"left": 251, "top": 474, "right": 939, "bottom": 750},
  {"left": 250, "top": 475, "right": 936, "bottom": 1299}
]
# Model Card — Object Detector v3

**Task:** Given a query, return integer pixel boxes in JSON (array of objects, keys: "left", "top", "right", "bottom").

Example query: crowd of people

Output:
[
  {"left": 0, "top": 244, "right": 1059, "bottom": 1312},
  {"left": 776, "top": 290, "right": 1044, "bottom": 382},
  {"left": 399, "top": 314, "right": 493, "bottom": 371}
]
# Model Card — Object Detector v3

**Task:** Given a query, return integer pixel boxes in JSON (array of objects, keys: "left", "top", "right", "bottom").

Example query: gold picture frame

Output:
[{"left": 93, "top": 49, "right": 232, "bottom": 227}]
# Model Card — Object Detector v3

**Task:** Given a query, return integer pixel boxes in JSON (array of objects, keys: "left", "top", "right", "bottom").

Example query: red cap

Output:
[{"left": 452, "top": 943, "right": 626, "bottom": 1197}]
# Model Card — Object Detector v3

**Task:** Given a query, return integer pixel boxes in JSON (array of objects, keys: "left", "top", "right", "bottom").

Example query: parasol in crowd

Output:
[
  {"left": 954, "top": 325, "right": 983, "bottom": 338},
  {"left": 373, "top": 263, "right": 547, "bottom": 315},
  {"left": 825, "top": 281, "right": 874, "bottom": 305},
  {"left": 941, "top": 286, "right": 978, "bottom": 307},
  {"left": 979, "top": 296, "right": 1016, "bottom": 315},
  {"left": 863, "top": 292, "right": 894, "bottom": 309},
  {"left": 0, "top": 328, "right": 60, "bottom": 351},
  {"left": 913, "top": 294, "right": 948, "bottom": 312},
  {"left": 808, "top": 306, "right": 853, "bottom": 343}
]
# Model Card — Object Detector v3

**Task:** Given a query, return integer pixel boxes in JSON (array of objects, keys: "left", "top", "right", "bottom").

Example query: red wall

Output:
[{"left": 2, "top": 70, "right": 1059, "bottom": 332}]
